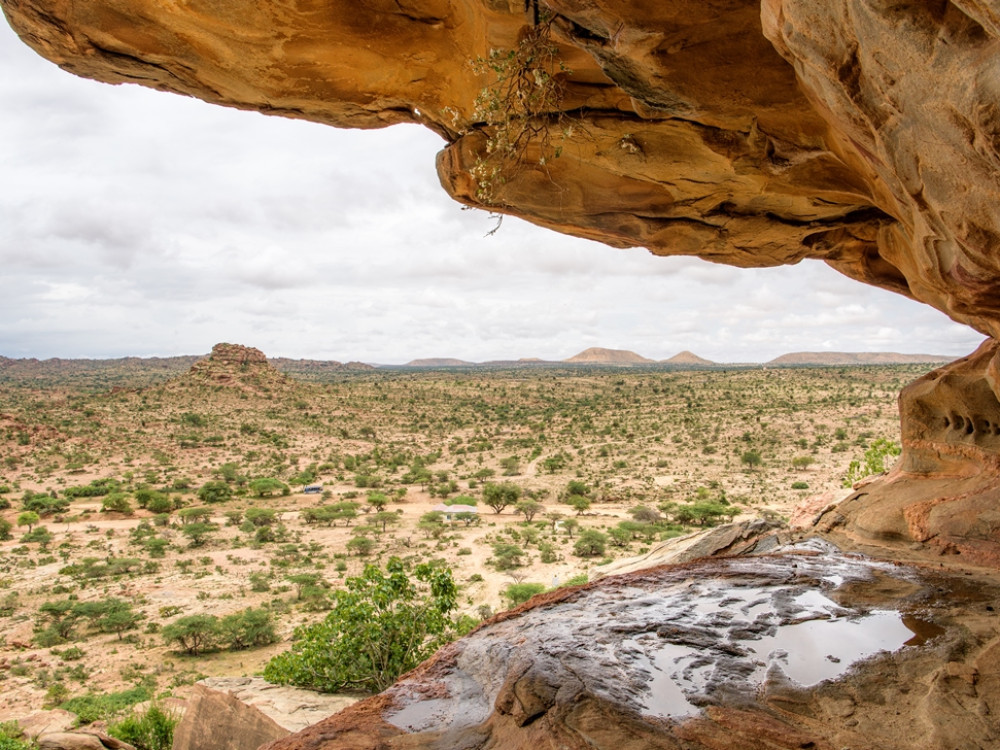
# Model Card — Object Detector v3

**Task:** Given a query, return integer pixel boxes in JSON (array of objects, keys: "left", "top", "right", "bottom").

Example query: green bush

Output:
[
  {"left": 573, "top": 529, "right": 607, "bottom": 557},
  {"left": 109, "top": 704, "right": 178, "bottom": 750},
  {"left": 503, "top": 582, "right": 545, "bottom": 607},
  {"left": 0, "top": 721, "right": 33, "bottom": 750},
  {"left": 264, "top": 558, "right": 460, "bottom": 694},
  {"left": 60, "top": 686, "right": 152, "bottom": 724},
  {"left": 791, "top": 481, "right": 809, "bottom": 490}
]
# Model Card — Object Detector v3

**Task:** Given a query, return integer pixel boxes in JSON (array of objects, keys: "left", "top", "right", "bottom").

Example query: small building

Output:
[
  {"left": 431, "top": 503, "right": 479, "bottom": 521},
  {"left": 303, "top": 484, "right": 323, "bottom": 494}
]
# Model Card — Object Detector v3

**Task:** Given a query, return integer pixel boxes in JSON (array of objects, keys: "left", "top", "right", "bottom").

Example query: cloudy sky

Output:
[{"left": 0, "top": 21, "right": 985, "bottom": 365}]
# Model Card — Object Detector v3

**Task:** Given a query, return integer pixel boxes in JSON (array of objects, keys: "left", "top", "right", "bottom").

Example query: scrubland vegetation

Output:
[{"left": 0, "top": 362, "right": 923, "bottom": 728}]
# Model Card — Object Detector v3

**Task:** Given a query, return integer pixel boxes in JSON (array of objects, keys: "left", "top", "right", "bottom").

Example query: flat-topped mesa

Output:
[{"left": 5, "top": 0, "right": 1000, "bottom": 559}]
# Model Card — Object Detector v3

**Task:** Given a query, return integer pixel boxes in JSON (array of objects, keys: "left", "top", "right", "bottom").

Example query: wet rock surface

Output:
[{"left": 263, "top": 540, "right": 1000, "bottom": 750}]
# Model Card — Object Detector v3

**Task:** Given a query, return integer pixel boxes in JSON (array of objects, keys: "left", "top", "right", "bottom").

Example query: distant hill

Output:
[
  {"left": 177, "top": 343, "right": 290, "bottom": 393},
  {"left": 766, "top": 352, "right": 953, "bottom": 366},
  {"left": 564, "top": 347, "right": 654, "bottom": 365},
  {"left": 405, "top": 358, "right": 475, "bottom": 367},
  {"left": 271, "top": 357, "right": 375, "bottom": 375},
  {"left": 662, "top": 351, "right": 715, "bottom": 366}
]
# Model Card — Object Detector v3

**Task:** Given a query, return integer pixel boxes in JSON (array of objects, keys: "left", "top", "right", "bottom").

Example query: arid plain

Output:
[{"left": 0, "top": 345, "right": 925, "bottom": 720}]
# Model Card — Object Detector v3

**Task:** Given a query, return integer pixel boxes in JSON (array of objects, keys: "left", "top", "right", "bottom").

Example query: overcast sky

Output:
[{"left": 0, "top": 21, "right": 985, "bottom": 365}]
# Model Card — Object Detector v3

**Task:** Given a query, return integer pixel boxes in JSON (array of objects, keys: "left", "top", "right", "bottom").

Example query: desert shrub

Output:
[
  {"left": 219, "top": 608, "right": 277, "bottom": 650},
  {"left": 503, "top": 582, "right": 546, "bottom": 607},
  {"left": 244, "top": 508, "right": 277, "bottom": 527},
  {"left": 346, "top": 536, "right": 375, "bottom": 557},
  {"left": 791, "top": 481, "right": 809, "bottom": 490},
  {"left": 249, "top": 478, "right": 289, "bottom": 497},
  {"left": 264, "top": 558, "right": 459, "bottom": 693},
  {"left": 0, "top": 518, "right": 11, "bottom": 541},
  {"left": 108, "top": 703, "right": 178, "bottom": 750},
  {"left": 0, "top": 721, "right": 33, "bottom": 750},
  {"left": 101, "top": 493, "right": 134, "bottom": 514},
  {"left": 60, "top": 685, "right": 152, "bottom": 724},
  {"left": 491, "top": 542, "right": 525, "bottom": 570},
  {"left": 573, "top": 529, "right": 607, "bottom": 557},
  {"left": 197, "top": 481, "right": 232, "bottom": 504},
  {"left": 63, "top": 478, "right": 121, "bottom": 499},
  {"left": 843, "top": 438, "right": 901, "bottom": 486}
]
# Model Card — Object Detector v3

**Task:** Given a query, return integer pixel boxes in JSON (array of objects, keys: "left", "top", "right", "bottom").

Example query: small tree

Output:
[
  {"left": 263, "top": 558, "right": 459, "bottom": 693},
  {"left": 740, "top": 450, "right": 763, "bottom": 471},
  {"left": 483, "top": 482, "right": 522, "bottom": 514},
  {"left": 96, "top": 599, "right": 144, "bottom": 640},
  {"left": 503, "top": 582, "right": 546, "bottom": 608},
  {"left": 514, "top": 499, "right": 543, "bottom": 523},
  {"left": 16, "top": 511, "right": 39, "bottom": 532},
  {"left": 346, "top": 536, "right": 375, "bottom": 557},
  {"left": 197, "top": 481, "right": 232, "bottom": 504},
  {"left": 249, "top": 478, "right": 289, "bottom": 498},
  {"left": 566, "top": 495, "right": 591, "bottom": 515},
  {"left": 491, "top": 542, "right": 525, "bottom": 570},
  {"left": 220, "top": 608, "right": 277, "bottom": 650},
  {"left": 161, "top": 615, "right": 220, "bottom": 655},
  {"left": 101, "top": 493, "right": 134, "bottom": 514},
  {"left": 180, "top": 522, "right": 217, "bottom": 548},
  {"left": 366, "top": 492, "right": 389, "bottom": 512},
  {"left": 573, "top": 529, "right": 607, "bottom": 557}
]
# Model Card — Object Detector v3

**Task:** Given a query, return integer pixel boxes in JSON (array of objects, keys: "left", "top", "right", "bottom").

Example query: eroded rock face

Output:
[
  {"left": 183, "top": 342, "right": 289, "bottom": 392},
  {"left": 820, "top": 338, "right": 1000, "bottom": 566},
  {"left": 261, "top": 542, "right": 1000, "bottom": 750}
]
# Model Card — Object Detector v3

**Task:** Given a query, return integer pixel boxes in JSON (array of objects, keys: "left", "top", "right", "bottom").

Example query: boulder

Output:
[
  {"left": 16, "top": 710, "right": 78, "bottom": 739},
  {"left": 197, "top": 678, "right": 359, "bottom": 734},
  {"left": 36, "top": 731, "right": 134, "bottom": 750},
  {"left": 170, "top": 684, "right": 290, "bottom": 750}
]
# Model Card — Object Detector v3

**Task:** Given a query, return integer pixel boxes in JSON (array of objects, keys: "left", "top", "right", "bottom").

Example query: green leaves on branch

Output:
[
  {"left": 468, "top": 19, "right": 574, "bottom": 205},
  {"left": 843, "top": 438, "right": 901, "bottom": 487},
  {"left": 263, "top": 558, "right": 460, "bottom": 694}
]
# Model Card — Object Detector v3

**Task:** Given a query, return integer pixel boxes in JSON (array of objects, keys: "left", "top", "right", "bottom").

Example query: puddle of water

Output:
[
  {"left": 901, "top": 614, "right": 946, "bottom": 646},
  {"left": 746, "top": 610, "right": 912, "bottom": 686},
  {"left": 635, "top": 643, "right": 702, "bottom": 719},
  {"left": 793, "top": 589, "right": 844, "bottom": 616}
]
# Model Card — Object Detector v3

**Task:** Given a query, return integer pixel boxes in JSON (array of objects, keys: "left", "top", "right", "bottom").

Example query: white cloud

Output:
[{"left": 0, "top": 21, "right": 988, "bottom": 363}]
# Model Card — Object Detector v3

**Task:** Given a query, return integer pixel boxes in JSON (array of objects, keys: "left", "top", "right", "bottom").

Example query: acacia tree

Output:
[
  {"left": 514, "top": 499, "right": 543, "bottom": 523},
  {"left": 264, "top": 558, "right": 460, "bottom": 693},
  {"left": 483, "top": 482, "right": 521, "bottom": 514}
]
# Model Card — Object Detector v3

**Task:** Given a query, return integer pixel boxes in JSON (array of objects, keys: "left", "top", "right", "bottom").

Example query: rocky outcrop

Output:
[
  {"left": 262, "top": 542, "right": 1000, "bottom": 750},
  {"left": 182, "top": 343, "right": 289, "bottom": 393},
  {"left": 170, "top": 683, "right": 292, "bottom": 750},
  {"left": 196, "top": 678, "right": 359, "bottom": 734},
  {"left": 819, "top": 338, "right": 1000, "bottom": 566},
  {"left": 36, "top": 730, "right": 134, "bottom": 750}
]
